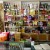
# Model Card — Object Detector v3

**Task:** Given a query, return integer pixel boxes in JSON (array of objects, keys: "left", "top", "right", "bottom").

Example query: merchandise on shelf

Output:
[
  {"left": 38, "top": 21, "right": 43, "bottom": 26},
  {"left": 16, "top": 20, "right": 23, "bottom": 26},
  {"left": 27, "top": 15, "right": 32, "bottom": 21},
  {"left": 3, "top": 1, "right": 50, "bottom": 35},
  {"left": 30, "top": 9, "right": 35, "bottom": 16},
  {"left": 48, "top": 15, "right": 50, "bottom": 19},
  {"left": 39, "top": 15, "right": 45, "bottom": 21},
  {"left": 33, "top": 20, "right": 38, "bottom": 26},
  {"left": 0, "top": 32, "right": 9, "bottom": 42},
  {"left": 48, "top": 21, "right": 50, "bottom": 26}
]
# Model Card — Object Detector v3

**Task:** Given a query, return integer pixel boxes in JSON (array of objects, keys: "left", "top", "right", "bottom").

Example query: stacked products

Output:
[{"left": 0, "top": 1, "right": 50, "bottom": 42}]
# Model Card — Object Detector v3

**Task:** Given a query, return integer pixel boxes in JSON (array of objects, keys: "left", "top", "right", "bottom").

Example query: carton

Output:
[{"left": 14, "top": 32, "right": 21, "bottom": 42}]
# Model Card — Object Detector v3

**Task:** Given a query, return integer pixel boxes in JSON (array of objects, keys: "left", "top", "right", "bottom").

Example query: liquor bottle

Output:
[
  {"left": 6, "top": 3, "right": 9, "bottom": 9},
  {"left": 14, "top": 4, "right": 15, "bottom": 9},
  {"left": 22, "top": 27, "right": 25, "bottom": 33},
  {"left": 8, "top": 3, "right": 10, "bottom": 9},
  {"left": 39, "top": 2, "right": 42, "bottom": 8}
]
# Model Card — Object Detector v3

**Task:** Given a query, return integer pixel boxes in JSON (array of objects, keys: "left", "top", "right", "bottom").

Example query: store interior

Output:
[{"left": 0, "top": 0, "right": 50, "bottom": 50}]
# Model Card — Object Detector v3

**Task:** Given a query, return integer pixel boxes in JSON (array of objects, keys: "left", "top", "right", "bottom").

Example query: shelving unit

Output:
[
  {"left": 3, "top": 1, "right": 39, "bottom": 33},
  {"left": 1, "top": 1, "right": 49, "bottom": 34},
  {"left": 39, "top": 1, "right": 50, "bottom": 33},
  {"left": 0, "top": 0, "right": 50, "bottom": 45}
]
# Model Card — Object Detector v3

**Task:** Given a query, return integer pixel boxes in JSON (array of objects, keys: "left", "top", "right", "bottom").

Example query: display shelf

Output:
[
  {"left": 4, "top": 8, "right": 18, "bottom": 11},
  {"left": 39, "top": 14, "right": 48, "bottom": 16},
  {"left": 2, "top": 1, "right": 50, "bottom": 34},
  {"left": 39, "top": 8, "right": 46, "bottom": 10},
  {"left": 4, "top": 14, "right": 22, "bottom": 17},
  {"left": 39, "top": 1, "right": 50, "bottom": 29},
  {"left": 39, "top": 8, "right": 50, "bottom": 11},
  {"left": 3, "top": 1, "right": 39, "bottom": 33}
]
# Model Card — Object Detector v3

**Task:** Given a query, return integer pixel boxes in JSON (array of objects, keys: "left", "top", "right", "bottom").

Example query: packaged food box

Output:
[
  {"left": 14, "top": 32, "right": 21, "bottom": 41},
  {"left": 30, "top": 9, "right": 35, "bottom": 16}
]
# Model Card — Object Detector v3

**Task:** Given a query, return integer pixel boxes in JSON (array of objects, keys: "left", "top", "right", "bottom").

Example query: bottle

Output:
[
  {"left": 22, "top": 27, "right": 25, "bottom": 33},
  {"left": 14, "top": 4, "right": 15, "bottom": 9},
  {"left": 13, "top": 24, "right": 15, "bottom": 31},
  {"left": 15, "top": 5, "right": 17, "bottom": 9},
  {"left": 7, "top": 3, "right": 9, "bottom": 9},
  {"left": 39, "top": 2, "right": 42, "bottom": 8},
  {"left": 9, "top": 3, "right": 10, "bottom": 9}
]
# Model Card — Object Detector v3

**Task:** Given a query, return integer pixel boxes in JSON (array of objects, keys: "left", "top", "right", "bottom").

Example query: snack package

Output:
[
  {"left": 23, "top": 16, "right": 28, "bottom": 21},
  {"left": 33, "top": 20, "right": 38, "bottom": 26},
  {"left": 16, "top": 20, "right": 23, "bottom": 26},
  {"left": 48, "top": 15, "right": 50, "bottom": 19},
  {"left": 7, "top": 15, "right": 11, "bottom": 21},
  {"left": 48, "top": 22, "right": 50, "bottom": 26},
  {"left": 39, "top": 15, "right": 44, "bottom": 21},
  {"left": 30, "top": 9, "right": 35, "bottom": 16},
  {"left": 28, "top": 15, "right": 32, "bottom": 21}
]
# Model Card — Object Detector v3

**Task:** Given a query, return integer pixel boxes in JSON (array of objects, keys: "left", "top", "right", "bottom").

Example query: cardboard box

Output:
[{"left": 14, "top": 32, "right": 21, "bottom": 42}]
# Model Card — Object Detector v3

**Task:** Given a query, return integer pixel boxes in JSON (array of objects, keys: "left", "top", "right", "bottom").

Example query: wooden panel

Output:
[
  {"left": 48, "top": 34, "right": 50, "bottom": 41},
  {"left": 31, "top": 34, "right": 38, "bottom": 41},
  {"left": 14, "top": 32, "right": 21, "bottom": 42},
  {"left": 15, "top": 38, "right": 21, "bottom": 42},
  {"left": 21, "top": 33, "right": 30, "bottom": 39},
  {"left": 38, "top": 34, "right": 47, "bottom": 41}
]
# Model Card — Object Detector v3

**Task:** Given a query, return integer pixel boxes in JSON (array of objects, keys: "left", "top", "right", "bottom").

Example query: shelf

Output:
[
  {"left": 39, "top": 8, "right": 47, "bottom": 10},
  {"left": 39, "top": 8, "right": 50, "bottom": 11},
  {"left": 39, "top": 14, "right": 48, "bottom": 16},
  {"left": 45, "top": 15, "right": 48, "bottom": 16},
  {"left": 4, "top": 21, "right": 12, "bottom": 22},
  {"left": 4, "top": 21, "right": 8, "bottom": 22},
  {"left": 4, "top": 25, "right": 38, "bottom": 27},
  {"left": 4, "top": 9, "right": 10, "bottom": 10},
  {"left": 4, "top": 8, "right": 17, "bottom": 11},
  {"left": 11, "top": 9, "right": 17, "bottom": 10},
  {"left": 38, "top": 20, "right": 48, "bottom": 22},
  {"left": 15, "top": 15, "right": 22, "bottom": 17},
  {"left": 39, "top": 8, "right": 44, "bottom": 10},
  {"left": 5, "top": 14, "right": 22, "bottom": 17}
]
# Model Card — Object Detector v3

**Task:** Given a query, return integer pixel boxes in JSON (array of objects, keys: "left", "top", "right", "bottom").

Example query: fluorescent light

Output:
[{"left": 0, "top": 1, "right": 3, "bottom": 3}]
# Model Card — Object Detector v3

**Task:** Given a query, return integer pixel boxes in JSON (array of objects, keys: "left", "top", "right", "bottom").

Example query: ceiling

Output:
[{"left": 1, "top": 0, "right": 50, "bottom": 1}]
